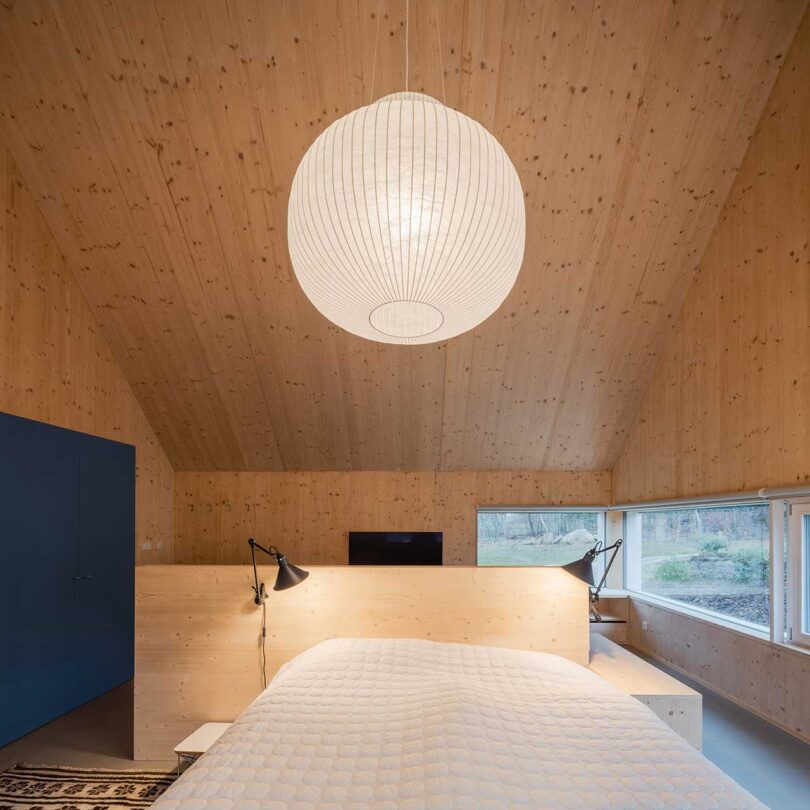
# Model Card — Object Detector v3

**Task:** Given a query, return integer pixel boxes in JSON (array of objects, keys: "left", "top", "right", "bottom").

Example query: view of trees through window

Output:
[
  {"left": 630, "top": 504, "right": 770, "bottom": 627},
  {"left": 477, "top": 511, "right": 601, "bottom": 566}
]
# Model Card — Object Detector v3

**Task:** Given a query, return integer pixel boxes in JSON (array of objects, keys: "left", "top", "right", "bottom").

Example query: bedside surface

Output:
[
  {"left": 589, "top": 635, "right": 702, "bottom": 748},
  {"left": 589, "top": 634, "right": 698, "bottom": 696},
  {"left": 174, "top": 722, "right": 231, "bottom": 756}
]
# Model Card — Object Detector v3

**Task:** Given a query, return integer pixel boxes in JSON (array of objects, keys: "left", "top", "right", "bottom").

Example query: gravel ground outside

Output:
[{"left": 666, "top": 593, "right": 769, "bottom": 627}]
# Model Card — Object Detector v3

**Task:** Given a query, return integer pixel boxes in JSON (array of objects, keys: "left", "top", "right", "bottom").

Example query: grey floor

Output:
[
  {"left": 0, "top": 681, "right": 174, "bottom": 773},
  {"left": 632, "top": 648, "right": 810, "bottom": 810},
  {"left": 1, "top": 664, "right": 808, "bottom": 808}
]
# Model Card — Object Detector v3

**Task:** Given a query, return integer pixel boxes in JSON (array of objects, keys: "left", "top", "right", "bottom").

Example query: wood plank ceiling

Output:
[{"left": 0, "top": 0, "right": 805, "bottom": 471}]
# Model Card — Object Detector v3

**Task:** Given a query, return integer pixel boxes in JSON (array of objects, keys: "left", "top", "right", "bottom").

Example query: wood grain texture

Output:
[
  {"left": 0, "top": 149, "right": 174, "bottom": 563},
  {"left": 134, "top": 564, "right": 590, "bottom": 759},
  {"left": 628, "top": 598, "right": 810, "bottom": 744},
  {"left": 613, "top": 10, "right": 810, "bottom": 502},
  {"left": 0, "top": 0, "right": 804, "bottom": 472},
  {"left": 174, "top": 470, "right": 611, "bottom": 565},
  {"left": 589, "top": 634, "right": 702, "bottom": 749},
  {"left": 590, "top": 624, "right": 628, "bottom": 643}
]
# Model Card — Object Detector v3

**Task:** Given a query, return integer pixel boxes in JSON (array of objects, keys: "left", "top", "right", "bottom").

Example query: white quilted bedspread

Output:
[{"left": 155, "top": 637, "right": 763, "bottom": 809}]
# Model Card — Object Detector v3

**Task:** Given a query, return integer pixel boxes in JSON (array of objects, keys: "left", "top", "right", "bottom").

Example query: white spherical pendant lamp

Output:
[{"left": 287, "top": 92, "right": 525, "bottom": 344}]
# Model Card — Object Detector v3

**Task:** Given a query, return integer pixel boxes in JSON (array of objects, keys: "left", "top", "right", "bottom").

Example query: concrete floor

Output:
[
  {"left": 0, "top": 681, "right": 174, "bottom": 773},
  {"left": 1, "top": 662, "right": 808, "bottom": 808},
  {"left": 634, "top": 649, "right": 810, "bottom": 810}
]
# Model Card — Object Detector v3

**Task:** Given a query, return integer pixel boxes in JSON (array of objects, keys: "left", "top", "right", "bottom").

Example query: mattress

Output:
[{"left": 154, "top": 637, "right": 764, "bottom": 809}]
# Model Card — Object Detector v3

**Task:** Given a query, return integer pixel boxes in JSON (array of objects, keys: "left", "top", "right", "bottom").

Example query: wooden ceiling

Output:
[{"left": 0, "top": 0, "right": 805, "bottom": 471}]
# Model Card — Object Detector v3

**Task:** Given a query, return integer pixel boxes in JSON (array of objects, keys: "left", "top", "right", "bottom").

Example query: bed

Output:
[{"left": 153, "top": 637, "right": 763, "bottom": 809}]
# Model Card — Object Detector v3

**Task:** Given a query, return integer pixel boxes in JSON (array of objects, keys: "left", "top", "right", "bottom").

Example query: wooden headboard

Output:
[{"left": 135, "top": 565, "right": 589, "bottom": 759}]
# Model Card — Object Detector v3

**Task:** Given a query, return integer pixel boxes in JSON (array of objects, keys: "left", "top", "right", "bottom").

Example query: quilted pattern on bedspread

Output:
[{"left": 154, "top": 637, "right": 764, "bottom": 809}]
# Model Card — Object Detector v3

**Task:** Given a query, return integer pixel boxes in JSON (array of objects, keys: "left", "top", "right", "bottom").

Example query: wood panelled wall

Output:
[
  {"left": 611, "top": 17, "right": 810, "bottom": 747},
  {"left": 612, "top": 12, "right": 810, "bottom": 502},
  {"left": 0, "top": 149, "right": 174, "bottom": 563},
  {"left": 174, "top": 471, "right": 611, "bottom": 565},
  {"left": 628, "top": 599, "right": 809, "bottom": 744}
]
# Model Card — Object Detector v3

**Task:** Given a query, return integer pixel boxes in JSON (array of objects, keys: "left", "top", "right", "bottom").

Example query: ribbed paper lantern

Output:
[{"left": 287, "top": 92, "right": 525, "bottom": 344}]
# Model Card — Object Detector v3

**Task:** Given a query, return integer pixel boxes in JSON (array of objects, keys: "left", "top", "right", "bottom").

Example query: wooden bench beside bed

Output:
[{"left": 589, "top": 633, "right": 702, "bottom": 749}]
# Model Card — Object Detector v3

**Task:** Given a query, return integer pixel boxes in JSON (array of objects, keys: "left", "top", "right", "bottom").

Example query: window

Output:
[
  {"left": 787, "top": 502, "right": 810, "bottom": 647},
  {"left": 804, "top": 514, "right": 810, "bottom": 632},
  {"left": 626, "top": 503, "right": 770, "bottom": 629},
  {"left": 477, "top": 509, "right": 605, "bottom": 569}
]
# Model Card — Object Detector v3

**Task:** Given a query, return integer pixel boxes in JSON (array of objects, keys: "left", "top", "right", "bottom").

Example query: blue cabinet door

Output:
[
  {"left": 0, "top": 413, "right": 82, "bottom": 746},
  {"left": 77, "top": 434, "right": 135, "bottom": 701},
  {"left": 0, "top": 412, "right": 136, "bottom": 747}
]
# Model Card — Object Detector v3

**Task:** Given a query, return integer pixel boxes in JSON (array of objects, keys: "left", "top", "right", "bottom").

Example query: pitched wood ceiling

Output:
[{"left": 0, "top": 0, "right": 805, "bottom": 471}]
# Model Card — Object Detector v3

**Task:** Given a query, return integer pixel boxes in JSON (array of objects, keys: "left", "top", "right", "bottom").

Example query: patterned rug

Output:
[{"left": 0, "top": 763, "right": 177, "bottom": 809}]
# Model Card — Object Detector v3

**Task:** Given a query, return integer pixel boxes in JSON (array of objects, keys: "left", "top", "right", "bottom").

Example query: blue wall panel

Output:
[
  {"left": 77, "top": 433, "right": 135, "bottom": 701},
  {"left": 0, "top": 412, "right": 135, "bottom": 747}
]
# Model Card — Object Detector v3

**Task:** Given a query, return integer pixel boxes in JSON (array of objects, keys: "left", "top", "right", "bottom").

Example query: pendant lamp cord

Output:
[
  {"left": 405, "top": 0, "right": 410, "bottom": 91},
  {"left": 371, "top": 0, "right": 444, "bottom": 102},
  {"left": 434, "top": 0, "right": 446, "bottom": 104},
  {"left": 369, "top": 0, "right": 383, "bottom": 103}
]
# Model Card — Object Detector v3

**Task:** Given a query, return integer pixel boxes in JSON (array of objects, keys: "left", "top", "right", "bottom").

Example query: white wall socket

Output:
[{"left": 641, "top": 620, "right": 649, "bottom": 630}]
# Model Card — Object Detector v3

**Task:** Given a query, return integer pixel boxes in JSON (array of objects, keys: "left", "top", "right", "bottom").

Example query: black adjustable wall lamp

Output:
[
  {"left": 248, "top": 538, "right": 309, "bottom": 604},
  {"left": 561, "top": 538, "right": 623, "bottom": 622}
]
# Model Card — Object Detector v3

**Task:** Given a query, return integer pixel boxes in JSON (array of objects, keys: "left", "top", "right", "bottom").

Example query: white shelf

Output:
[{"left": 174, "top": 722, "right": 232, "bottom": 757}]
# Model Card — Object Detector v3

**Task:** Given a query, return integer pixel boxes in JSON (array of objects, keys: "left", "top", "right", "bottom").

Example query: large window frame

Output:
[
  {"left": 624, "top": 501, "right": 772, "bottom": 636},
  {"left": 473, "top": 496, "right": 810, "bottom": 652},
  {"left": 786, "top": 499, "right": 810, "bottom": 648},
  {"left": 476, "top": 507, "right": 609, "bottom": 576}
]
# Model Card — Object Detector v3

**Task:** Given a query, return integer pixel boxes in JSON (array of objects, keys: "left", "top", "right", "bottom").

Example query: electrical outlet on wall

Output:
[{"left": 641, "top": 620, "right": 649, "bottom": 631}]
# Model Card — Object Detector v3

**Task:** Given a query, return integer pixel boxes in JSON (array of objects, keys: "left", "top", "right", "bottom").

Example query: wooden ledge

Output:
[{"left": 589, "top": 635, "right": 702, "bottom": 749}]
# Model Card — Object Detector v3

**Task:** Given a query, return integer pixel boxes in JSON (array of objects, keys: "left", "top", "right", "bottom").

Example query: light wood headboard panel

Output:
[{"left": 135, "top": 565, "right": 588, "bottom": 759}]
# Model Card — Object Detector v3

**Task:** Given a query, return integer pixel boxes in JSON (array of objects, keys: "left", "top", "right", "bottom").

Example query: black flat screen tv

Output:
[{"left": 348, "top": 531, "right": 442, "bottom": 565}]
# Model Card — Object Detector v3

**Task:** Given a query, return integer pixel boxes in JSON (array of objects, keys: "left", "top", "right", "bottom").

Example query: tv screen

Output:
[{"left": 349, "top": 532, "right": 442, "bottom": 565}]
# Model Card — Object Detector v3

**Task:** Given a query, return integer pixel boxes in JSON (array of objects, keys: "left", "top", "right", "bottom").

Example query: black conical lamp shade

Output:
[
  {"left": 562, "top": 554, "right": 596, "bottom": 587},
  {"left": 273, "top": 555, "right": 309, "bottom": 591}
]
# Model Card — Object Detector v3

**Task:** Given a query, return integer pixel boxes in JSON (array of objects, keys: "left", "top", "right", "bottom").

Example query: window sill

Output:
[
  {"left": 626, "top": 590, "right": 770, "bottom": 639},
  {"left": 780, "top": 641, "right": 810, "bottom": 656}
]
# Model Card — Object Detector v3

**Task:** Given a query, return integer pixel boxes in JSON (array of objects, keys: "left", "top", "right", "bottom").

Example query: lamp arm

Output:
[
  {"left": 590, "top": 538, "right": 623, "bottom": 601},
  {"left": 249, "top": 538, "right": 281, "bottom": 558},
  {"left": 248, "top": 538, "right": 281, "bottom": 604}
]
